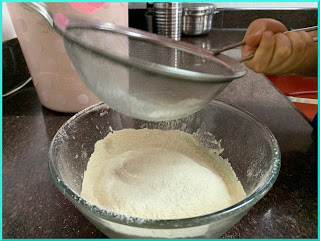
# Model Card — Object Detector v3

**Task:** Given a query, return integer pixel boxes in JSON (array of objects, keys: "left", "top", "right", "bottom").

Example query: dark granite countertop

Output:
[{"left": 3, "top": 28, "right": 317, "bottom": 238}]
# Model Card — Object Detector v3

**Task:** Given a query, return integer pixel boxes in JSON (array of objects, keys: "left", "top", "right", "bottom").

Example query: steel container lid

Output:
[
  {"left": 182, "top": 3, "right": 216, "bottom": 16},
  {"left": 154, "top": 2, "right": 182, "bottom": 9}
]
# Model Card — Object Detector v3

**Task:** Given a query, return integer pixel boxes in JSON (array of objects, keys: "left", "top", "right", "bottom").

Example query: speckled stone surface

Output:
[{"left": 3, "top": 27, "right": 317, "bottom": 239}]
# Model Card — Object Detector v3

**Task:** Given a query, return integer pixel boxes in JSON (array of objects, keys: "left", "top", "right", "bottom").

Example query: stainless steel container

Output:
[
  {"left": 154, "top": 2, "right": 182, "bottom": 40},
  {"left": 145, "top": 2, "right": 154, "bottom": 33},
  {"left": 182, "top": 3, "right": 217, "bottom": 36}
]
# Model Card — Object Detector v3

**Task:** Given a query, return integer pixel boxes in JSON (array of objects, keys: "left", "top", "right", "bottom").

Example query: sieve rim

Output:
[{"left": 55, "top": 16, "right": 246, "bottom": 83}]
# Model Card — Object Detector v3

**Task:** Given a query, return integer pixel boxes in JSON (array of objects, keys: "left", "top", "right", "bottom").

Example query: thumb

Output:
[
  {"left": 242, "top": 31, "right": 263, "bottom": 58},
  {"left": 244, "top": 31, "right": 264, "bottom": 47}
]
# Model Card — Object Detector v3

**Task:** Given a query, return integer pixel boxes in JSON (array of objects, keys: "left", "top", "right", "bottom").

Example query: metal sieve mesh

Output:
[{"left": 63, "top": 26, "right": 239, "bottom": 81}]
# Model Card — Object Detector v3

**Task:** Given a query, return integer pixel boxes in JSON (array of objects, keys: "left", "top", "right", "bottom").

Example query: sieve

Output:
[
  {"left": 22, "top": 3, "right": 317, "bottom": 121},
  {"left": 21, "top": 2, "right": 247, "bottom": 121}
]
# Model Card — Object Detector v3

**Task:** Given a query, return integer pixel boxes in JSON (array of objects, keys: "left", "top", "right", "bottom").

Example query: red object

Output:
[{"left": 266, "top": 75, "right": 318, "bottom": 121}]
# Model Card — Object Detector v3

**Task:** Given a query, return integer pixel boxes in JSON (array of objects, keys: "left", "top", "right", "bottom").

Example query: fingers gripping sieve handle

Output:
[
  {"left": 213, "top": 26, "right": 318, "bottom": 62},
  {"left": 238, "top": 36, "right": 318, "bottom": 63},
  {"left": 21, "top": 2, "right": 54, "bottom": 28}
]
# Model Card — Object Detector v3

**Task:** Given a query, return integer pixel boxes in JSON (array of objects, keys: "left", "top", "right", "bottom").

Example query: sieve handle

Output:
[
  {"left": 21, "top": 2, "right": 54, "bottom": 28},
  {"left": 213, "top": 41, "right": 245, "bottom": 55},
  {"left": 213, "top": 25, "right": 318, "bottom": 57}
]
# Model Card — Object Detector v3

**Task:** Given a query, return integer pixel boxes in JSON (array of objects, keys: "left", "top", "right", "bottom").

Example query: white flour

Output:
[{"left": 81, "top": 129, "right": 246, "bottom": 220}]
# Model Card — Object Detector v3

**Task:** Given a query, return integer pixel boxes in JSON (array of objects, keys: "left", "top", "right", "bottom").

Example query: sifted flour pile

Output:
[{"left": 81, "top": 129, "right": 246, "bottom": 220}]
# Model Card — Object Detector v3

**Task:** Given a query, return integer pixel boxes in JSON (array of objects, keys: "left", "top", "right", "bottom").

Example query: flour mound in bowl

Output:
[{"left": 81, "top": 129, "right": 246, "bottom": 220}]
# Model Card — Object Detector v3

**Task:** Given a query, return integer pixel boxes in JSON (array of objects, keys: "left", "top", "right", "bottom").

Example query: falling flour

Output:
[{"left": 81, "top": 129, "right": 246, "bottom": 220}]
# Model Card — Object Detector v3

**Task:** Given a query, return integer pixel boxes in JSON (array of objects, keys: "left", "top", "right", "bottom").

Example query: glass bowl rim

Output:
[{"left": 48, "top": 100, "right": 281, "bottom": 229}]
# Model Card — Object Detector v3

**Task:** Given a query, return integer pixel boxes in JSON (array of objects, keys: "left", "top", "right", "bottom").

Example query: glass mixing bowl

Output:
[{"left": 49, "top": 100, "right": 281, "bottom": 238}]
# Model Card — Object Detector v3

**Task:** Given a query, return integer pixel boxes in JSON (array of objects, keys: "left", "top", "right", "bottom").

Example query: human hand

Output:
[{"left": 241, "top": 18, "right": 317, "bottom": 76}]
